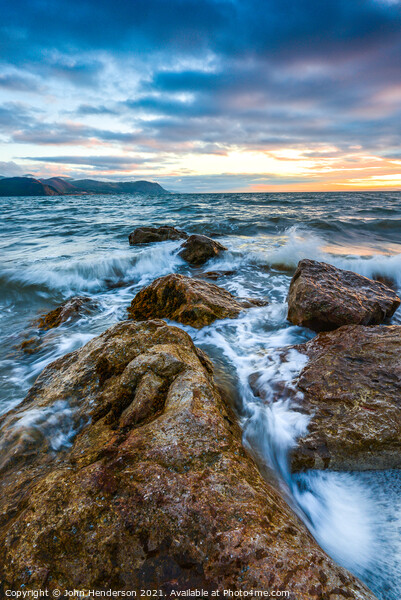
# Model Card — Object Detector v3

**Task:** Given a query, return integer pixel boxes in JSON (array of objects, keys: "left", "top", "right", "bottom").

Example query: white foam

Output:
[
  {"left": 293, "top": 471, "right": 376, "bottom": 574},
  {"left": 5, "top": 399, "right": 78, "bottom": 452},
  {"left": 0, "top": 240, "right": 183, "bottom": 296}
]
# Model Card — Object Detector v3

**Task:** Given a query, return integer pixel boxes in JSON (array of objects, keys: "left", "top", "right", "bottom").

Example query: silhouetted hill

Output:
[
  {"left": 40, "top": 177, "right": 82, "bottom": 194},
  {"left": 0, "top": 177, "right": 60, "bottom": 197},
  {"left": 0, "top": 176, "right": 168, "bottom": 196},
  {"left": 70, "top": 179, "right": 168, "bottom": 194}
]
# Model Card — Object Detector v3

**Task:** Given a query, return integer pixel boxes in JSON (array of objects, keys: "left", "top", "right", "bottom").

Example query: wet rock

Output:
[
  {"left": 128, "top": 226, "right": 188, "bottom": 245},
  {"left": 287, "top": 259, "right": 400, "bottom": 332},
  {"left": 20, "top": 336, "right": 41, "bottom": 354},
  {"left": 178, "top": 234, "right": 227, "bottom": 266},
  {"left": 197, "top": 270, "right": 236, "bottom": 280},
  {"left": 290, "top": 325, "right": 401, "bottom": 472},
  {"left": 35, "top": 296, "right": 97, "bottom": 330},
  {"left": 0, "top": 320, "right": 375, "bottom": 597},
  {"left": 127, "top": 273, "right": 266, "bottom": 328},
  {"left": 373, "top": 274, "right": 397, "bottom": 290}
]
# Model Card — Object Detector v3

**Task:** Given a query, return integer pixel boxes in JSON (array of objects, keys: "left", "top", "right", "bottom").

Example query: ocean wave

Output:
[
  {"left": 0, "top": 241, "right": 183, "bottom": 297},
  {"left": 235, "top": 226, "right": 401, "bottom": 287}
]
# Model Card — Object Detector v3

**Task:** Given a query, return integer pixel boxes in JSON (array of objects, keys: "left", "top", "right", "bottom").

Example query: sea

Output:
[{"left": 1, "top": 191, "right": 401, "bottom": 598}]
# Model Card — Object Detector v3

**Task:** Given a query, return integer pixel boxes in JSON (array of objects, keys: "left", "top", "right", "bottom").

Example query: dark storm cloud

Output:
[
  {"left": 2, "top": 0, "right": 400, "bottom": 63},
  {"left": 2, "top": 0, "right": 401, "bottom": 175}
]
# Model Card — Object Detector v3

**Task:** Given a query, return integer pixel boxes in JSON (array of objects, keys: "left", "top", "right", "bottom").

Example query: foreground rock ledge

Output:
[
  {"left": 129, "top": 226, "right": 188, "bottom": 245},
  {"left": 290, "top": 324, "right": 401, "bottom": 472},
  {"left": 287, "top": 259, "right": 400, "bottom": 332},
  {"left": 128, "top": 273, "right": 267, "bottom": 328},
  {"left": 0, "top": 321, "right": 375, "bottom": 597}
]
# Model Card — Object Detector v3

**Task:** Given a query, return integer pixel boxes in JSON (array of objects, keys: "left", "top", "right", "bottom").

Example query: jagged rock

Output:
[
  {"left": 0, "top": 320, "right": 375, "bottom": 597},
  {"left": 127, "top": 273, "right": 266, "bottom": 328},
  {"left": 129, "top": 226, "right": 187, "bottom": 245},
  {"left": 178, "top": 234, "right": 227, "bottom": 266},
  {"left": 287, "top": 259, "right": 400, "bottom": 332},
  {"left": 35, "top": 296, "right": 97, "bottom": 330},
  {"left": 290, "top": 325, "right": 401, "bottom": 472}
]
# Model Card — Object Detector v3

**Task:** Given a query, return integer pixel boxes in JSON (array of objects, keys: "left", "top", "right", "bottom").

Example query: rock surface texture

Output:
[
  {"left": 128, "top": 226, "right": 188, "bottom": 245},
  {"left": 287, "top": 259, "right": 400, "bottom": 332},
  {"left": 0, "top": 320, "right": 376, "bottom": 597},
  {"left": 36, "top": 296, "right": 97, "bottom": 330},
  {"left": 178, "top": 234, "right": 227, "bottom": 265},
  {"left": 127, "top": 273, "right": 266, "bottom": 328},
  {"left": 290, "top": 325, "right": 401, "bottom": 472}
]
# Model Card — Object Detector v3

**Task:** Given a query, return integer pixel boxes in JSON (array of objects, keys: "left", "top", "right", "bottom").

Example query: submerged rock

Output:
[
  {"left": 290, "top": 325, "right": 401, "bottom": 472},
  {"left": 197, "top": 270, "right": 236, "bottom": 280},
  {"left": 0, "top": 320, "right": 375, "bottom": 597},
  {"left": 128, "top": 225, "right": 187, "bottom": 245},
  {"left": 287, "top": 259, "right": 400, "bottom": 332},
  {"left": 178, "top": 234, "right": 227, "bottom": 266},
  {"left": 35, "top": 296, "right": 97, "bottom": 330},
  {"left": 127, "top": 273, "right": 266, "bottom": 328}
]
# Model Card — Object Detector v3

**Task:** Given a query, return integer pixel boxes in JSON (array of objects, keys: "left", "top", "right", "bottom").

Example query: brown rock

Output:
[
  {"left": 128, "top": 226, "right": 188, "bottom": 245},
  {"left": 178, "top": 234, "right": 227, "bottom": 265},
  {"left": 0, "top": 320, "right": 375, "bottom": 597},
  {"left": 35, "top": 296, "right": 97, "bottom": 330},
  {"left": 127, "top": 273, "right": 266, "bottom": 328},
  {"left": 290, "top": 325, "right": 401, "bottom": 472},
  {"left": 20, "top": 336, "right": 41, "bottom": 354},
  {"left": 287, "top": 259, "right": 400, "bottom": 332},
  {"left": 197, "top": 270, "right": 236, "bottom": 280}
]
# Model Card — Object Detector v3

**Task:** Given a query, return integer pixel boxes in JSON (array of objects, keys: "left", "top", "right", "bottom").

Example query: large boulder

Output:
[
  {"left": 35, "top": 296, "right": 97, "bottom": 330},
  {"left": 289, "top": 325, "right": 401, "bottom": 472},
  {"left": 287, "top": 259, "right": 400, "bottom": 332},
  {"left": 178, "top": 234, "right": 227, "bottom": 265},
  {"left": 129, "top": 226, "right": 187, "bottom": 245},
  {"left": 127, "top": 273, "right": 266, "bottom": 328},
  {"left": 0, "top": 320, "right": 375, "bottom": 597}
]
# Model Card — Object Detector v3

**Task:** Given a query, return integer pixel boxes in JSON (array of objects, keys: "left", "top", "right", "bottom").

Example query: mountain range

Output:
[{"left": 0, "top": 176, "right": 168, "bottom": 196}]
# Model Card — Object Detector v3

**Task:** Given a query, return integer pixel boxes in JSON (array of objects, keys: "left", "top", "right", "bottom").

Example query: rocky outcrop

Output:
[
  {"left": 287, "top": 259, "right": 400, "bottom": 332},
  {"left": 127, "top": 273, "right": 266, "bottom": 328},
  {"left": 35, "top": 296, "right": 97, "bottom": 330},
  {"left": 289, "top": 325, "right": 401, "bottom": 472},
  {"left": 129, "top": 226, "right": 188, "bottom": 245},
  {"left": 178, "top": 234, "right": 227, "bottom": 266},
  {"left": 0, "top": 320, "right": 375, "bottom": 597}
]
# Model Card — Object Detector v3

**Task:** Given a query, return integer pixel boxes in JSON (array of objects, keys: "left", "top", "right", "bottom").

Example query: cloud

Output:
[
  {"left": 2, "top": 0, "right": 401, "bottom": 190},
  {"left": 46, "top": 57, "right": 104, "bottom": 87},
  {"left": 24, "top": 154, "right": 149, "bottom": 169},
  {"left": 76, "top": 104, "right": 118, "bottom": 116},
  {"left": 0, "top": 73, "right": 41, "bottom": 92},
  {"left": 0, "top": 161, "right": 24, "bottom": 176}
]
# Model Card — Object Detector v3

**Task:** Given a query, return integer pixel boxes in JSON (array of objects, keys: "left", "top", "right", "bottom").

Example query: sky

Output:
[{"left": 1, "top": 0, "right": 401, "bottom": 192}]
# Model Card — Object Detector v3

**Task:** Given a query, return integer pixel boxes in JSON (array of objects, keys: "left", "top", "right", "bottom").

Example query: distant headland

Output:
[{"left": 0, "top": 176, "right": 169, "bottom": 196}]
